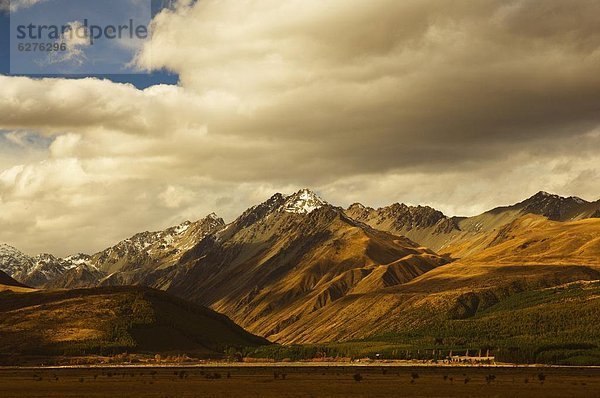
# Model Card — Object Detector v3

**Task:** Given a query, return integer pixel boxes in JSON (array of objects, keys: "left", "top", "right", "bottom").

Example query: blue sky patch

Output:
[{"left": 1, "top": 0, "right": 179, "bottom": 88}]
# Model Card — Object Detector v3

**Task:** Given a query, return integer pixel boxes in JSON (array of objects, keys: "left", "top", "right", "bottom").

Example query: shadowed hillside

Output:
[
  {"left": 0, "top": 271, "right": 32, "bottom": 292},
  {"left": 0, "top": 286, "right": 267, "bottom": 360}
]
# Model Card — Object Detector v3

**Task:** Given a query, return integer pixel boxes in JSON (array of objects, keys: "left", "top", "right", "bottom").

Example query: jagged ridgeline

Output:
[{"left": 1, "top": 189, "right": 600, "bottom": 364}]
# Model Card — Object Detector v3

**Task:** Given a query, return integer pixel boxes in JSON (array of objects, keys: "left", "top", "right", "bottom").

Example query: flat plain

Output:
[{"left": 0, "top": 365, "right": 599, "bottom": 397}]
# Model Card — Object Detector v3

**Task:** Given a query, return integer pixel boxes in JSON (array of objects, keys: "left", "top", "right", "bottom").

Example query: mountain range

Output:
[
  {"left": 1, "top": 189, "right": 599, "bottom": 359},
  {"left": 346, "top": 191, "right": 600, "bottom": 255},
  {"left": 0, "top": 214, "right": 224, "bottom": 289}
]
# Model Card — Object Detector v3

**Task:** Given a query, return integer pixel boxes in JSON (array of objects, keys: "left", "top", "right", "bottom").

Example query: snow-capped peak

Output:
[
  {"left": 0, "top": 243, "right": 25, "bottom": 257},
  {"left": 206, "top": 212, "right": 220, "bottom": 221},
  {"left": 64, "top": 253, "right": 93, "bottom": 269},
  {"left": 0, "top": 243, "right": 34, "bottom": 276},
  {"left": 282, "top": 189, "right": 327, "bottom": 214},
  {"left": 173, "top": 220, "right": 192, "bottom": 235}
]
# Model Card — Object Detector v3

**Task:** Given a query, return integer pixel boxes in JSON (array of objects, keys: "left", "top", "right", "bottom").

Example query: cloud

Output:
[
  {"left": 0, "top": 0, "right": 48, "bottom": 12},
  {"left": 47, "top": 21, "right": 90, "bottom": 66},
  {"left": 0, "top": 76, "right": 209, "bottom": 136},
  {"left": 132, "top": 0, "right": 600, "bottom": 176},
  {"left": 0, "top": 0, "right": 600, "bottom": 255},
  {"left": 159, "top": 185, "right": 194, "bottom": 208}
]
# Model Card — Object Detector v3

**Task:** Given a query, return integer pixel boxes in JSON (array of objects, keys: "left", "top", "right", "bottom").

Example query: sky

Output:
[
  {"left": 1, "top": 0, "right": 599, "bottom": 256},
  {"left": 0, "top": 0, "right": 178, "bottom": 87}
]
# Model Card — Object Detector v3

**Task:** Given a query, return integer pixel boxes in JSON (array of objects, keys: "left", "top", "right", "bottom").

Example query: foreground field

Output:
[{"left": 0, "top": 366, "right": 599, "bottom": 397}]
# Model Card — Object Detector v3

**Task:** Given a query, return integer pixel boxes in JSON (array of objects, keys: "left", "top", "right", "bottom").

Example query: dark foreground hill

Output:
[
  {"left": 0, "top": 270, "right": 31, "bottom": 291},
  {"left": 0, "top": 286, "right": 267, "bottom": 360}
]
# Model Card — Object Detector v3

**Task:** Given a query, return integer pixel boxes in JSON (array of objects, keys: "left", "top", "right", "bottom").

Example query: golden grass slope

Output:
[
  {"left": 266, "top": 215, "right": 600, "bottom": 344},
  {"left": 270, "top": 262, "right": 600, "bottom": 344},
  {"left": 169, "top": 205, "right": 448, "bottom": 342},
  {"left": 445, "top": 215, "right": 600, "bottom": 265}
]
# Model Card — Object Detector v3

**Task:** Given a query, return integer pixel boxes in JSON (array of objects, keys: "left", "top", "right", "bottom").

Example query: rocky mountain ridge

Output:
[
  {"left": 345, "top": 191, "right": 600, "bottom": 255},
  {"left": 0, "top": 214, "right": 224, "bottom": 288},
  {"left": 163, "top": 190, "right": 449, "bottom": 340},
  {"left": 3, "top": 190, "right": 599, "bottom": 289}
]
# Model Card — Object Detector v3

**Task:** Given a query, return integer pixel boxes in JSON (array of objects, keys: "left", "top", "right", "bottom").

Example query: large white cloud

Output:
[{"left": 1, "top": 0, "right": 600, "bottom": 255}]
